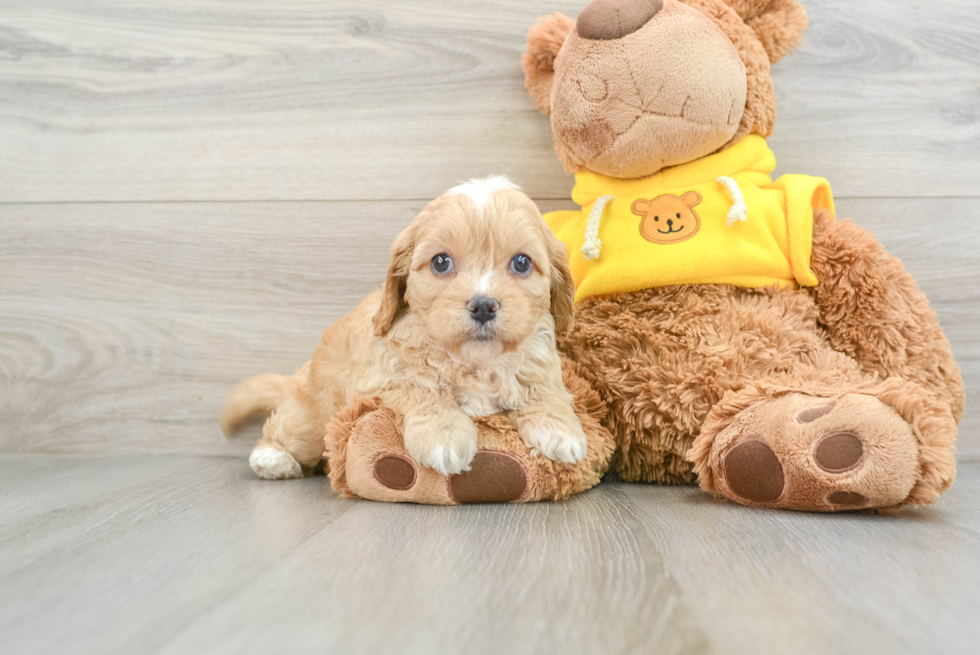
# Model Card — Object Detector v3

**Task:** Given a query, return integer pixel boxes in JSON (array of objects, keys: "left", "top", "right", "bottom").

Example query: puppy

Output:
[{"left": 221, "top": 176, "right": 588, "bottom": 479}]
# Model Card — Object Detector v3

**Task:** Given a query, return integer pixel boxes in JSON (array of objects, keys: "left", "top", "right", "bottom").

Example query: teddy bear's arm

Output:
[{"left": 808, "top": 210, "right": 965, "bottom": 422}]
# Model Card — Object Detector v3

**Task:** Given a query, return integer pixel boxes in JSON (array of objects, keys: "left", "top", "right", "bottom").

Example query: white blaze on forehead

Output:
[
  {"left": 475, "top": 270, "right": 497, "bottom": 295},
  {"left": 447, "top": 175, "right": 521, "bottom": 213}
]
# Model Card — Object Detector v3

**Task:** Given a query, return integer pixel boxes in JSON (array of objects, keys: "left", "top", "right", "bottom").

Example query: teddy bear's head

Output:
[{"left": 522, "top": 0, "right": 808, "bottom": 179}]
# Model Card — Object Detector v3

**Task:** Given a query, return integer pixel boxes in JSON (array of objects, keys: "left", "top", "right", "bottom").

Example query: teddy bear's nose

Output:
[{"left": 577, "top": 0, "right": 664, "bottom": 41}]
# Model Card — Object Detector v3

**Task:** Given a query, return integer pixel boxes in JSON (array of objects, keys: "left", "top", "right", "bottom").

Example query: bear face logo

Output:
[{"left": 631, "top": 192, "right": 702, "bottom": 244}]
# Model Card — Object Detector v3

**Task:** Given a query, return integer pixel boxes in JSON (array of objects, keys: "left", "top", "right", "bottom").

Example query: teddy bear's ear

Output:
[
  {"left": 631, "top": 200, "right": 651, "bottom": 216},
  {"left": 521, "top": 12, "right": 576, "bottom": 115},
  {"left": 724, "top": 0, "right": 808, "bottom": 64}
]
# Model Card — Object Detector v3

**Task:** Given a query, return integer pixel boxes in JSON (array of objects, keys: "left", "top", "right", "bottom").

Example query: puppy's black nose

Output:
[{"left": 467, "top": 296, "right": 499, "bottom": 324}]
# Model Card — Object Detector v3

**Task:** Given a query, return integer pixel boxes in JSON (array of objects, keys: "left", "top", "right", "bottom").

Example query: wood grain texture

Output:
[
  {"left": 1, "top": 0, "right": 978, "bottom": 202},
  {"left": 1, "top": 2, "right": 977, "bottom": 652},
  {"left": 1, "top": 198, "right": 977, "bottom": 459},
  {"left": 0, "top": 455, "right": 977, "bottom": 655}
]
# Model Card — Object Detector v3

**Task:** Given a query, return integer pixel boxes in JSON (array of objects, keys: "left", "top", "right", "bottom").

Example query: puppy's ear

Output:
[
  {"left": 522, "top": 13, "right": 575, "bottom": 115},
  {"left": 546, "top": 232, "right": 576, "bottom": 337},
  {"left": 724, "top": 0, "right": 808, "bottom": 64},
  {"left": 373, "top": 224, "right": 416, "bottom": 337}
]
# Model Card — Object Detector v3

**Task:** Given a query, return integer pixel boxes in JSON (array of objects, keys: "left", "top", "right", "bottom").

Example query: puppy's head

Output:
[{"left": 373, "top": 176, "right": 575, "bottom": 349}]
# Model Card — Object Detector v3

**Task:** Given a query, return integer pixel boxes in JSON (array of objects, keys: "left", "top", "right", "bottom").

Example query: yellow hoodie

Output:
[{"left": 545, "top": 136, "right": 835, "bottom": 302}]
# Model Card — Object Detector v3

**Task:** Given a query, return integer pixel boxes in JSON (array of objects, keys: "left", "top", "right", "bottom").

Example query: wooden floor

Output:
[
  {"left": 1, "top": 0, "right": 979, "bottom": 652},
  {"left": 1, "top": 455, "right": 978, "bottom": 655}
]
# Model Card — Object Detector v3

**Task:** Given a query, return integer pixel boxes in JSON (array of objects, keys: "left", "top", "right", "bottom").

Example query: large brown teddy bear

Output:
[
  {"left": 322, "top": 0, "right": 963, "bottom": 511},
  {"left": 521, "top": 0, "right": 963, "bottom": 510}
]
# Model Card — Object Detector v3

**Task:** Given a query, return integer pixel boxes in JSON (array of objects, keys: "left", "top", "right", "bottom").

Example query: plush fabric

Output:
[
  {"left": 577, "top": 0, "right": 665, "bottom": 40},
  {"left": 544, "top": 135, "right": 834, "bottom": 300},
  {"left": 723, "top": 0, "right": 809, "bottom": 63},
  {"left": 513, "top": 0, "right": 963, "bottom": 511},
  {"left": 521, "top": 13, "right": 575, "bottom": 115},
  {"left": 326, "top": 0, "right": 962, "bottom": 512},
  {"left": 324, "top": 361, "right": 617, "bottom": 504},
  {"left": 560, "top": 214, "right": 958, "bottom": 509},
  {"left": 549, "top": 0, "right": 750, "bottom": 178}
]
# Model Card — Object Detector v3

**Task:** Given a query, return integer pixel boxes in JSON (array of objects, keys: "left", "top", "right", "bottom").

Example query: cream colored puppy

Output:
[{"left": 221, "top": 176, "right": 588, "bottom": 478}]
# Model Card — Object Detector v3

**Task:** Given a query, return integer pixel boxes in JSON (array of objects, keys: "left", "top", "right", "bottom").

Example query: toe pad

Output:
[
  {"left": 449, "top": 452, "right": 528, "bottom": 504},
  {"left": 813, "top": 432, "right": 865, "bottom": 473},
  {"left": 722, "top": 439, "right": 785, "bottom": 504},
  {"left": 374, "top": 455, "right": 417, "bottom": 490}
]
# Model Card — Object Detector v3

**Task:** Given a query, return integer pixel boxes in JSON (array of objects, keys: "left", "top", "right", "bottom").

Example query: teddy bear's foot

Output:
[
  {"left": 323, "top": 362, "right": 617, "bottom": 505},
  {"left": 701, "top": 393, "right": 923, "bottom": 511},
  {"left": 330, "top": 406, "right": 529, "bottom": 505},
  {"left": 331, "top": 406, "right": 592, "bottom": 504},
  {"left": 366, "top": 449, "right": 530, "bottom": 504}
]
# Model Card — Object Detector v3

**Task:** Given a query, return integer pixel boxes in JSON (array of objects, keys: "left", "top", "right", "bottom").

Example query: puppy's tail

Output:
[{"left": 220, "top": 373, "right": 292, "bottom": 436}]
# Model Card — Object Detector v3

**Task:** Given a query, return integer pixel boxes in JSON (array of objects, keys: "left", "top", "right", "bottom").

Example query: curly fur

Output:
[
  {"left": 561, "top": 210, "right": 962, "bottom": 507},
  {"left": 324, "top": 396, "right": 384, "bottom": 498},
  {"left": 324, "top": 360, "right": 617, "bottom": 503},
  {"left": 724, "top": 0, "right": 808, "bottom": 63},
  {"left": 519, "top": 0, "right": 961, "bottom": 510},
  {"left": 808, "top": 211, "right": 965, "bottom": 422},
  {"left": 224, "top": 180, "right": 586, "bottom": 479}
]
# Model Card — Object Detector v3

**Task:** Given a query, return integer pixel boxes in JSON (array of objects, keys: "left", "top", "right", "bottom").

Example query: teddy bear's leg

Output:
[
  {"left": 558, "top": 285, "right": 834, "bottom": 486},
  {"left": 323, "top": 363, "right": 616, "bottom": 504},
  {"left": 689, "top": 361, "right": 958, "bottom": 511},
  {"left": 808, "top": 210, "right": 965, "bottom": 422},
  {"left": 326, "top": 402, "right": 527, "bottom": 504},
  {"left": 327, "top": 410, "right": 610, "bottom": 505}
]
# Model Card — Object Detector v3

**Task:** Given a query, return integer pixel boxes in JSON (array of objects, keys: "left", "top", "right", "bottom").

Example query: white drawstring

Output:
[
  {"left": 581, "top": 195, "right": 615, "bottom": 260},
  {"left": 716, "top": 176, "right": 747, "bottom": 226}
]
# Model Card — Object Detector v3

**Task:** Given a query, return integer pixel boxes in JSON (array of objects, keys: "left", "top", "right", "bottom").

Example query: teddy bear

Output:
[
  {"left": 323, "top": 0, "right": 963, "bottom": 511},
  {"left": 520, "top": 0, "right": 963, "bottom": 511}
]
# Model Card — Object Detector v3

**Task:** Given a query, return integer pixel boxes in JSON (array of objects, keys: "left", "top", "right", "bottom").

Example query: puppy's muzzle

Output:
[{"left": 467, "top": 296, "right": 499, "bottom": 325}]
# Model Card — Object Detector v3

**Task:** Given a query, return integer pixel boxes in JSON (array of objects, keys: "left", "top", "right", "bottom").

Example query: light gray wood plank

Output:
[
  {"left": 0, "top": 200, "right": 420, "bottom": 457},
  {"left": 0, "top": 455, "right": 978, "bottom": 655},
  {"left": 620, "top": 470, "right": 980, "bottom": 655},
  {"left": 1, "top": 199, "right": 977, "bottom": 458},
  {"left": 0, "top": 455, "right": 704, "bottom": 655},
  {"left": 1, "top": 0, "right": 978, "bottom": 202}
]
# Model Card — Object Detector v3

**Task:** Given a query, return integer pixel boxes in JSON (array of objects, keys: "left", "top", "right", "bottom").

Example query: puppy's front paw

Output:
[
  {"left": 403, "top": 411, "right": 478, "bottom": 476},
  {"left": 517, "top": 411, "right": 588, "bottom": 464}
]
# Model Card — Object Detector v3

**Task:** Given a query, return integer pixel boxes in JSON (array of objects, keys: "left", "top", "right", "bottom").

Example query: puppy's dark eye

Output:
[
  {"left": 431, "top": 253, "right": 454, "bottom": 276},
  {"left": 510, "top": 254, "right": 532, "bottom": 276}
]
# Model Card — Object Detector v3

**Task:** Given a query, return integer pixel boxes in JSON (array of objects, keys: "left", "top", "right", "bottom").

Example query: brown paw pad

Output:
[
  {"left": 813, "top": 432, "right": 865, "bottom": 473},
  {"left": 449, "top": 452, "right": 528, "bottom": 504},
  {"left": 373, "top": 455, "right": 417, "bottom": 491},
  {"left": 828, "top": 491, "right": 868, "bottom": 507},
  {"left": 722, "top": 439, "right": 785, "bottom": 504}
]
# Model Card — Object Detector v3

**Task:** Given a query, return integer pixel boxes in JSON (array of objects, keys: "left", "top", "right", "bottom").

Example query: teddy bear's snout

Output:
[{"left": 577, "top": 0, "right": 664, "bottom": 41}]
